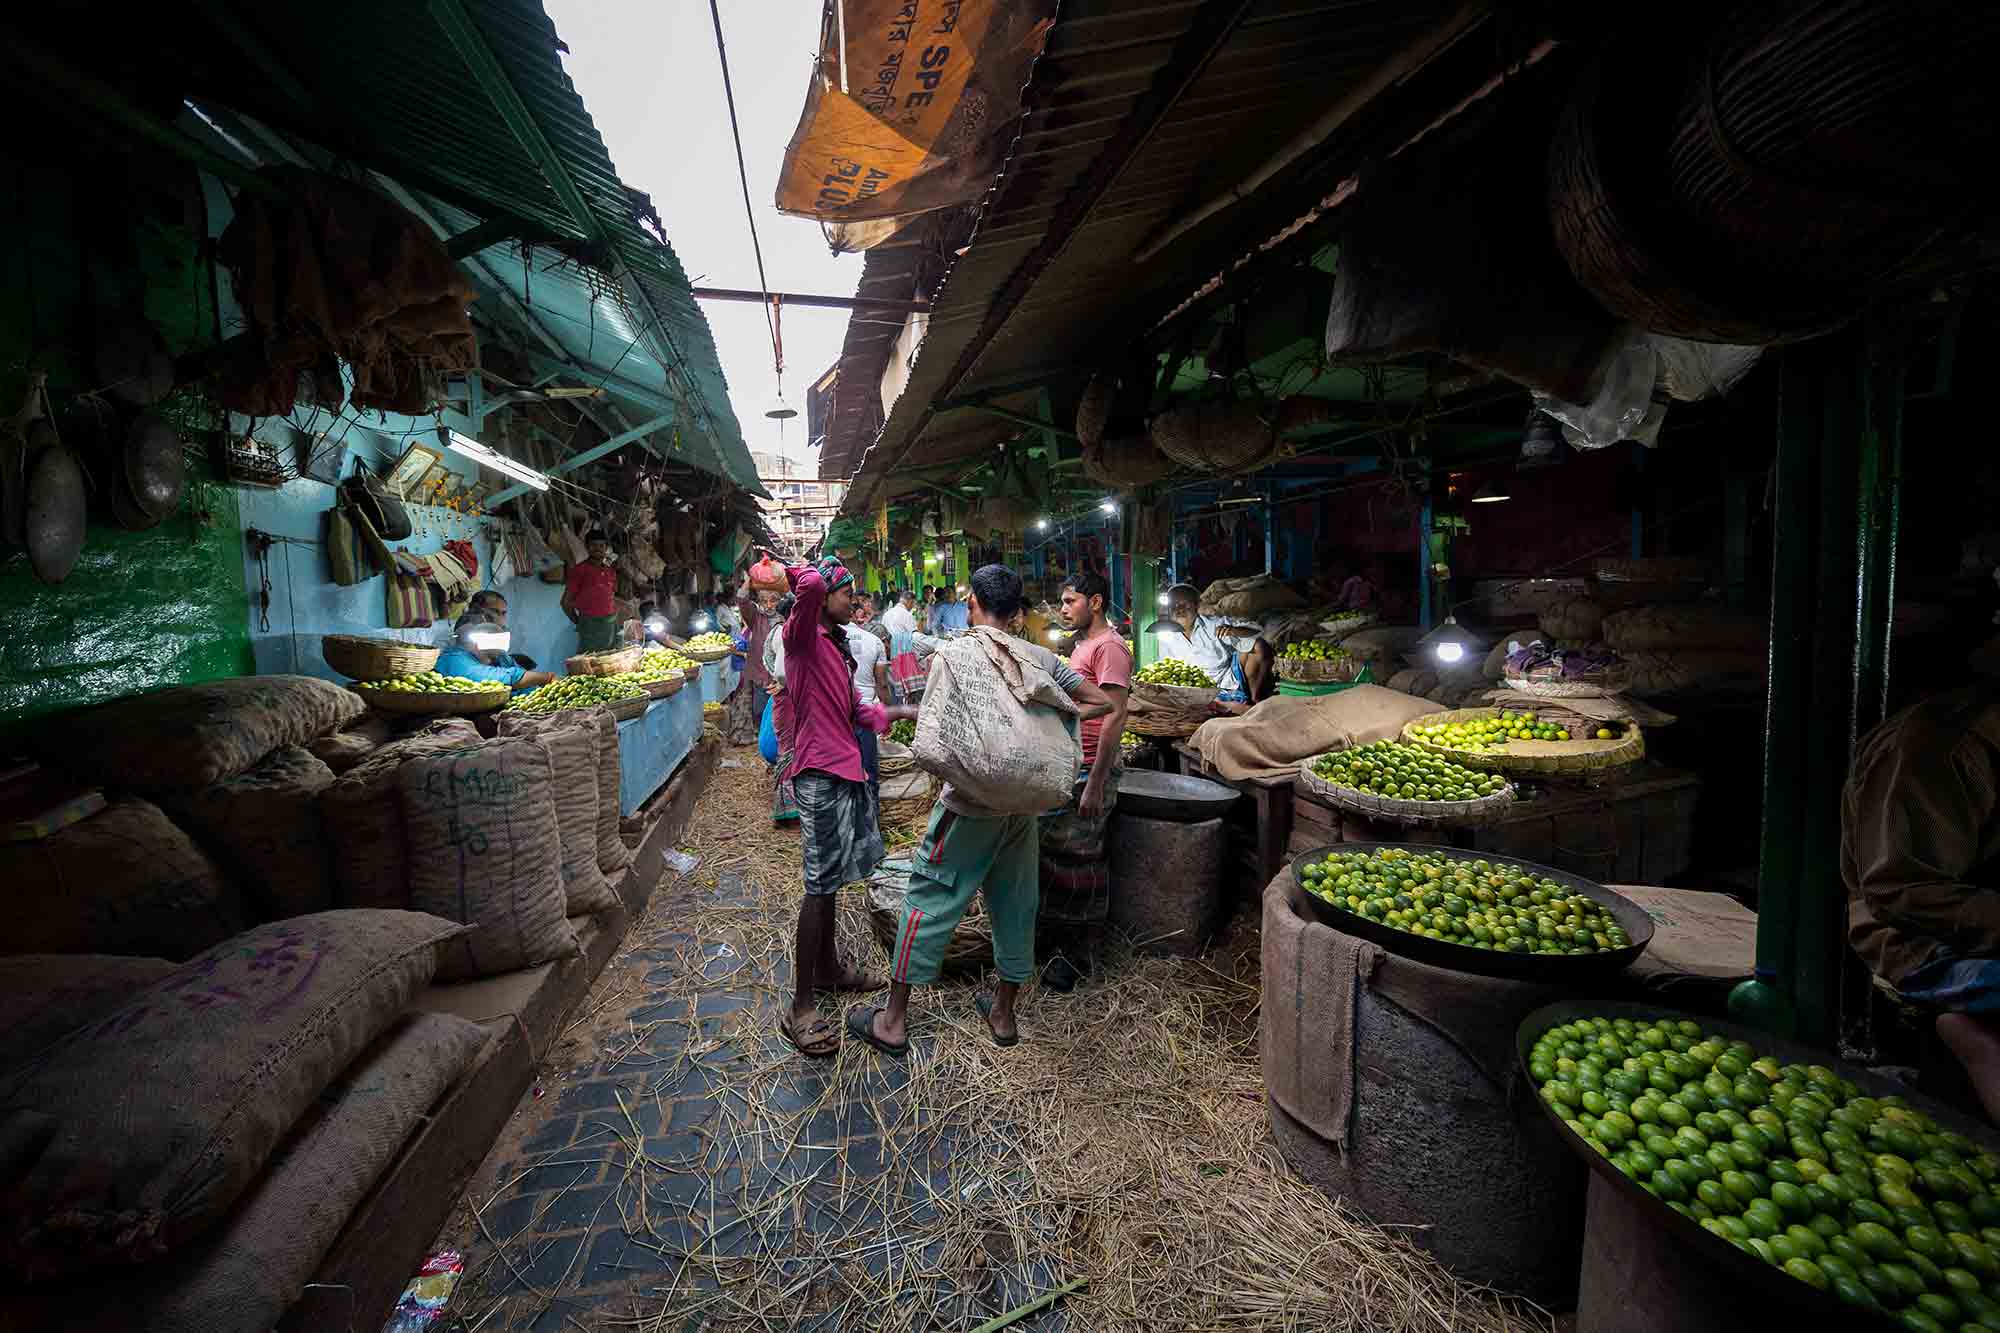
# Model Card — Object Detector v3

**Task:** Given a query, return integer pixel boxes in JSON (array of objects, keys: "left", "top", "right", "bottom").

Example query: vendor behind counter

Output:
[{"left": 435, "top": 611, "right": 554, "bottom": 691}]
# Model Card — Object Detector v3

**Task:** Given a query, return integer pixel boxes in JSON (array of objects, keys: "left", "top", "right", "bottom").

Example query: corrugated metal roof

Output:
[
  {"left": 834, "top": 0, "right": 1476, "bottom": 511},
  {"left": 34, "top": 0, "right": 759, "bottom": 496}
]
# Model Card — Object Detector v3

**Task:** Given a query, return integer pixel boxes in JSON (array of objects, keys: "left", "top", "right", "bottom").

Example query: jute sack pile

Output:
[
  {"left": 1600, "top": 604, "right": 1764, "bottom": 653},
  {"left": 496, "top": 712, "right": 619, "bottom": 915},
  {"left": 398, "top": 736, "right": 574, "bottom": 981},
  {"left": 0, "top": 909, "right": 467, "bottom": 1280},
  {"left": 0, "top": 954, "right": 180, "bottom": 1069},
  {"left": 304, "top": 711, "right": 398, "bottom": 774},
  {"left": 158, "top": 746, "right": 338, "bottom": 921},
  {"left": 1199, "top": 573, "right": 1304, "bottom": 621},
  {"left": 318, "top": 719, "right": 480, "bottom": 910},
  {"left": 1341, "top": 625, "right": 1424, "bottom": 673},
  {"left": 1604, "top": 650, "right": 1767, "bottom": 698},
  {"left": 34, "top": 676, "right": 364, "bottom": 790},
  {"left": 1, "top": 797, "right": 248, "bottom": 961},
  {"left": 1537, "top": 595, "right": 1606, "bottom": 643},
  {"left": 912, "top": 627, "right": 1080, "bottom": 815},
  {"left": 8, "top": 1012, "right": 490, "bottom": 1333},
  {"left": 585, "top": 708, "right": 631, "bottom": 878},
  {"left": 1192, "top": 684, "right": 1443, "bottom": 782}
]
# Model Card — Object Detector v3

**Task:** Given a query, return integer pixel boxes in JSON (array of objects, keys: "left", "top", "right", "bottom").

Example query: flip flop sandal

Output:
[
  {"left": 780, "top": 1012, "right": 839, "bottom": 1059},
  {"left": 845, "top": 1006, "right": 909, "bottom": 1059},
  {"left": 974, "top": 992, "right": 1021, "bottom": 1048}
]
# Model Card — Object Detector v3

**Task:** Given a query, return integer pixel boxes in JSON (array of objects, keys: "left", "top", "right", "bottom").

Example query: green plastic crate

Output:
[{"left": 1276, "top": 664, "right": 1374, "bottom": 698}]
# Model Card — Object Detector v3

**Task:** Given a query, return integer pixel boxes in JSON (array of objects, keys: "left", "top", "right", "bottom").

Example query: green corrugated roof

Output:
[{"left": 154, "top": 0, "right": 760, "bottom": 495}]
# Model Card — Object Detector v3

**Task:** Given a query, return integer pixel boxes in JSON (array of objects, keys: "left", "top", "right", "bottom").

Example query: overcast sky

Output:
[{"left": 547, "top": 0, "right": 853, "bottom": 476}]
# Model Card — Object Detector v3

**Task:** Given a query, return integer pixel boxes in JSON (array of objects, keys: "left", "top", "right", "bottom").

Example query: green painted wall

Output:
[{"left": 1, "top": 150, "right": 253, "bottom": 731}]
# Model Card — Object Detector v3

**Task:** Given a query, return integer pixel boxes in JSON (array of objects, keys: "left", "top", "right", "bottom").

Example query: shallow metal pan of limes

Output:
[
  {"left": 1290, "top": 842, "right": 1654, "bottom": 983},
  {"left": 1516, "top": 999, "right": 2000, "bottom": 1329}
]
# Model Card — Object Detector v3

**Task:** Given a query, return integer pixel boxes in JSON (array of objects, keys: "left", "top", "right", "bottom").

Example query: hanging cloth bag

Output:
[{"left": 325, "top": 497, "right": 371, "bottom": 587}]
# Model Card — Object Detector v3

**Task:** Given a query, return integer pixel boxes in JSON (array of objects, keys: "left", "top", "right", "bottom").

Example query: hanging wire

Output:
[{"left": 708, "top": 0, "right": 782, "bottom": 391}]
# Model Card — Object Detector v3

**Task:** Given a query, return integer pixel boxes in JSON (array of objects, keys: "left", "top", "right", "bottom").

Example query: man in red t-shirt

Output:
[
  {"left": 563, "top": 528, "right": 621, "bottom": 652},
  {"left": 1037, "top": 571, "right": 1131, "bottom": 990}
]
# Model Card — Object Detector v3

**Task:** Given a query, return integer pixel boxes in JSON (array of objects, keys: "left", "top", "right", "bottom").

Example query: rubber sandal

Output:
[
  {"left": 845, "top": 1006, "right": 909, "bottom": 1059},
  {"left": 828, "top": 959, "right": 887, "bottom": 992},
  {"left": 975, "top": 992, "right": 1020, "bottom": 1048},
  {"left": 780, "top": 1012, "right": 839, "bottom": 1058}
]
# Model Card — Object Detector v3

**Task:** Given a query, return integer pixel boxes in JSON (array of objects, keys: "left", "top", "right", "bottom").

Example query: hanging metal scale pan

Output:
[
  {"left": 25, "top": 437, "right": 86, "bottom": 584},
  {"left": 124, "top": 411, "right": 184, "bottom": 519}
]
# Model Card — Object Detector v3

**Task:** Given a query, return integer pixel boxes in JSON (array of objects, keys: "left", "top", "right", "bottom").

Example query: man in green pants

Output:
[
  {"left": 563, "top": 528, "right": 621, "bottom": 652},
  {"left": 848, "top": 564, "right": 1112, "bottom": 1055}
]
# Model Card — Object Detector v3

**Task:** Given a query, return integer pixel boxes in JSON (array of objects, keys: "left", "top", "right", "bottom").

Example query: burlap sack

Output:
[
  {"left": 1200, "top": 573, "right": 1304, "bottom": 620},
  {"left": 1, "top": 797, "right": 248, "bottom": 961},
  {"left": 496, "top": 713, "right": 619, "bottom": 916},
  {"left": 1385, "top": 667, "right": 1438, "bottom": 698},
  {"left": 398, "top": 737, "right": 575, "bottom": 981},
  {"left": 1600, "top": 604, "right": 1764, "bottom": 653},
  {"left": 0, "top": 954, "right": 179, "bottom": 1070},
  {"left": 585, "top": 707, "right": 631, "bottom": 877},
  {"left": 33, "top": 676, "right": 366, "bottom": 790},
  {"left": 305, "top": 730, "right": 379, "bottom": 775},
  {"left": 158, "top": 746, "right": 337, "bottom": 921},
  {"left": 3, "top": 1013, "right": 491, "bottom": 1333},
  {"left": 1604, "top": 649, "right": 1767, "bottom": 698},
  {"left": 319, "top": 719, "right": 481, "bottom": 911},
  {"left": 912, "top": 628, "right": 1081, "bottom": 815},
  {"left": 1610, "top": 885, "right": 1756, "bottom": 988},
  {"left": 1191, "top": 684, "right": 1442, "bottom": 782},
  {"left": 1537, "top": 595, "right": 1605, "bottom": 643},
  {"left": 0, "top": 909, "right": 466, "bottom": 1279},
  {"left": 1341, "top": 625, "right": 1424, "bottom": 671},
  {"left": 1482, "top": 641, "right": 1512, "bottom": 681}
]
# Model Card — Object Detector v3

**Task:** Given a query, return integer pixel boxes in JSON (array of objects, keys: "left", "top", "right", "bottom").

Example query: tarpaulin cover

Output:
[{"left": 775, "top": 1, "right": 1054, "bottom": 249}]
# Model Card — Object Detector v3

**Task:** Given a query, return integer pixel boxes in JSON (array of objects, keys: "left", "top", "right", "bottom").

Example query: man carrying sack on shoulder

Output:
[
  {"left": 562, "top": 528, "right": 621, "bottom": 652},
  {"left": 775, "top": 554, "right": 918, "bottom": 1059},
  {"left": 849, "top": 564, "right": 1113, "bottom": 1057}
]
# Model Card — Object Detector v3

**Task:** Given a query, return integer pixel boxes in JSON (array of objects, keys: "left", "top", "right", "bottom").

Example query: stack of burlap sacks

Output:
[{"left": 0, "top": 674, "right": 638, "bottom": 1328}]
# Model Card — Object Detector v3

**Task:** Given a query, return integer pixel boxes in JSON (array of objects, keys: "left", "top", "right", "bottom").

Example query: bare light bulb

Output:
[{"left": 1435, "top": 640, "right": 1467, "bottom": 664}]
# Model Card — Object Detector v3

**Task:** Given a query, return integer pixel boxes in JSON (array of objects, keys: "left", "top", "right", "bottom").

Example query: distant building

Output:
[{"left": 751, "top": 448, "right": 845, "bottom": 552}]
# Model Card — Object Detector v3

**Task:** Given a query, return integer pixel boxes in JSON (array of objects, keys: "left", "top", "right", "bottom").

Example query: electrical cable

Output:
[{"left": 707, "top": 0, "right": 781, "bottom": 387}]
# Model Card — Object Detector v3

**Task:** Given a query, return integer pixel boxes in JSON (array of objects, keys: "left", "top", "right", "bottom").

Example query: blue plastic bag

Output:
[{"left": 758, "top": 690, "right": 779, "bottom": 764}]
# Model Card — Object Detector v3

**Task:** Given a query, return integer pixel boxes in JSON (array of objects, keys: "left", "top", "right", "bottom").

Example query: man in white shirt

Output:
[
  {"left": 881, "top": 590, "right": 918, "bottom": 640},
  {"left": 845, "top": 619, "right": 892, "bottom": 789},
  {"left": 1154, "top": 583, "right": 1250, "bottom": 702}
]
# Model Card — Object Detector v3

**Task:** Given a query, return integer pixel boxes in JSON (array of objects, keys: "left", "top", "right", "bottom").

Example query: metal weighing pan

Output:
[
  {"left": 1515, "top": 998, "right": 2000, "bottom": 1331},
  {"left": 1290, "top": 842, "right": 1654, "bottom": 983},
  {"left": 1114, "top": 769, "right": 1242, "bottom": 821},
  {"left": 124, "top": 411, "right": 184, "bottom": 518},
  {"left": 24, "top": 439, "right": 85, "bottom": 585}
]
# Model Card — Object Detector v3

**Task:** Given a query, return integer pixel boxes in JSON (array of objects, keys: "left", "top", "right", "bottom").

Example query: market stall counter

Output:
[
  {"left": 615, "top": 682, "right": 706, "bottom": 817},
  {"left": 696, "top": 655, "right": 740, "bottom": 707}
]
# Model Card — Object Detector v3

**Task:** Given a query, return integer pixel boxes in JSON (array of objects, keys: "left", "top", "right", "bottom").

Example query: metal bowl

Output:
[
  {"left": 1289, "top": 842, "right": 1654, "bottom": 982},
  {"left": 1114, "top": 769, "right": 1241, "bottom": 820},
  {"left": 1515, "top": 999, "right": 2000, "bottom": 1330}
]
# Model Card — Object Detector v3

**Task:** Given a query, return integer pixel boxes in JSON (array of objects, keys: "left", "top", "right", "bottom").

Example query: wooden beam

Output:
[{"left": 485, "top": 412, "right": 673, "bottom": 505}]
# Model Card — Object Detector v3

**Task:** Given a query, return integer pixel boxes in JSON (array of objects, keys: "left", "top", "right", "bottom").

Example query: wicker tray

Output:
[
  {"left": 1275, "top": 649, "right": 1364, "bottom": 684},
  {"left": 1401, "top": 707, "right": 1645, "bottom": 775},
  {"left": 867, "top": 865, "right": 990, "bottom": 973},
  {"left": 1500, "top": 675, "right": 1613, "bottom": 699},
  {"left": 323, "top": 635, "right": 439, "bottom": 681},
  {"left": 567, "top": 646, "right": 644, "bottom": 676},
  {"left": 351, "top": 682, "right": 509, "bottom": 715},
  {"left": 1131, "top": 680, "right": 1219, "bottom": 710},
  {"left": 641, "top": 677, "right": 684, "bottom": 700},
  {"left": 607, "top": 694, "right": 651, "bottom": 722},
  {"left": 684, "top": 645, "right": 732, "bottom": 663},
  {"left": 1126, "top": 712, "right": 1204, "bottom": 740},
  {"left": 1296, "top": 753, "right": 1516, "bottom": 828}
]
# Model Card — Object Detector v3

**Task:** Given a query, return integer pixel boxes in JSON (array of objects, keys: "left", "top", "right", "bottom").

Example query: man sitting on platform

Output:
[{"left": 436, "top": 609, "right": 554, "bottom": 691}]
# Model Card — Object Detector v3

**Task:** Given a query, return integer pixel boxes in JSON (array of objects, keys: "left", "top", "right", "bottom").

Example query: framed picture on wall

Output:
[
  {"left": 417, "top": 461, "right": 451, "bottom": 495},
  {"left": 384, "top": 442, "right": 443, "bottom": 498}
]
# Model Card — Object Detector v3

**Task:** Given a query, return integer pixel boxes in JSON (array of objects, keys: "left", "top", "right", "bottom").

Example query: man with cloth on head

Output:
[
  {"left": 848, "top": 564, "right": 1114, "bottom": 1057},
  {"left": 773, "top": 553, "right": 919, "bottom": 1058}
]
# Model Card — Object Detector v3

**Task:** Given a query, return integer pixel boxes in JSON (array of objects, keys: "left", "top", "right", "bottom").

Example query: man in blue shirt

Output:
[
  {"left": 435, "top": 609, "right": 555, "bottom": 690},
  {"left": 929, "top": 584, "right": 970, "bottom": 634}
]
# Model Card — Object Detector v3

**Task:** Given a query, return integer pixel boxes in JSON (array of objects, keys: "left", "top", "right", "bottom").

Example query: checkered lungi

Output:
[{"left": 794, "top": 769, "right": 884, "bottom": 895}]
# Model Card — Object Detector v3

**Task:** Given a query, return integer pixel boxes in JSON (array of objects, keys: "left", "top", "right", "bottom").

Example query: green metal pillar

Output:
[
  {"left": 1730, "top": 328, "right": 1905, "bottom": 1046},
  {"left": 954, "top": 540, "right": 970, "bottom": 593}
]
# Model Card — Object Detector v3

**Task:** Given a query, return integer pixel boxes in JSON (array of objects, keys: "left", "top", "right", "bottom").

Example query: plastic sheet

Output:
[{"left": 1534, "top": 330, "right": 1763, "bottom": 450}]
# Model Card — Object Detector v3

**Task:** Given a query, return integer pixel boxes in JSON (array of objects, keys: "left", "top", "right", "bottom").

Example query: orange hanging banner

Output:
[{"left": 775, "top": 1, "right": 1054, "bottom": 247}]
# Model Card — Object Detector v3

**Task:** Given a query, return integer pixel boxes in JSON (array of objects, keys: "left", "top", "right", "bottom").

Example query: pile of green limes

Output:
[
  {"left": 889, "top": 718, "right": 916, "bottom": 745},
  {"left": 1411, "top": 709, "right": 1571, "bottom": 751},
  {"left": 685, "top": 631, "right": 733, "bottom": 651},
  {"left": 1135, "top": 658, "right": 1212, "bottom": 688},
  {"left": 503, "top": 674, "right": 646, "bottom": 714},
  {"left": 1310, "top": 740, "right": 1506, "bottom": 802},
  {"left": 1532, "top": 1013, "right": 2000, "bottom": 1325},
  {"left": 1119, "top": 730, "right": 1143, "bottom": 748},
  {"left": 640, "top": 646, "right": 697, "bottom": 674},
  {"left": 1281, "top": 639, "right": 1349, "bottom": 662},
  {"left": 1297, "top": 847, "right": 1626, "bottom": 953},
  {"left": 367, "top": 671, "right": 505, "bottom": 695}
]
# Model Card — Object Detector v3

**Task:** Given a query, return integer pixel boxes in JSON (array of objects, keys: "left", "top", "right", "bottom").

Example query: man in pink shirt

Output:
[{"left": 774, "top": 554, "right": 918, "bottom": 1058}]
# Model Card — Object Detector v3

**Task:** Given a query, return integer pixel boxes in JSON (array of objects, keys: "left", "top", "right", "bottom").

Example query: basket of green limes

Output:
[
  {"left": 1275, "top": 638, "right": 1364, "bottom": 683},
  {"left": 352, "top": 672, "right": 511, "bottom": 715},
  {"left": 1299, "top": 740, "right": 1516, "bottom": 827},
  {"left": 1520, "top": 1000, "right": 2000, "bottom": 1328},
  {"left": 1403, "top": 706, "right": 1645, "bottom": 776},
  {"left": 1131, "top": 656, "right": 1219, "bottom": 710}
]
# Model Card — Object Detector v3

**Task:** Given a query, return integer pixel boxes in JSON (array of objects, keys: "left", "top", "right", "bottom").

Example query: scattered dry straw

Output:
[{"left": 451, "top": 755, "right": 1555, "bottom": 1332}]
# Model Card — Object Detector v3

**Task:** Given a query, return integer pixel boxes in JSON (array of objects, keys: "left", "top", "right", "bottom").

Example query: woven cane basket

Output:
[
  {"left": 322, "top": 635, "right": 439, "bottom": 681},
  {"left": 1400, "top": 708, "right": 1645, "bottom": 776},
  {"left": 1296, "top": 754, "right": 1516, "bottom": 829}
]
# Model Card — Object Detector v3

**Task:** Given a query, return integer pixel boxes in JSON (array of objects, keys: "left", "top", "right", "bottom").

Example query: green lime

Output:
[{"left": 1782, "top": 1257, "right": 1830, "bottom": 1291}]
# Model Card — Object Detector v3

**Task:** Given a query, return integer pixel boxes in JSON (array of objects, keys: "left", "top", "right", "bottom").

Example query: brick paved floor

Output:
[{"left": 438, "top": 855, "right": 1072, "bottom": 1333}]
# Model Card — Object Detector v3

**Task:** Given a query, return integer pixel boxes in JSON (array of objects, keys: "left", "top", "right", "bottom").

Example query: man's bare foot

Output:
[
  {"left": 872, "top": 1006, "right": 907, "bottom": 1048},
  {"left": 1936, "top": 1012, "right": 2000, "bottom": 1122}
]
